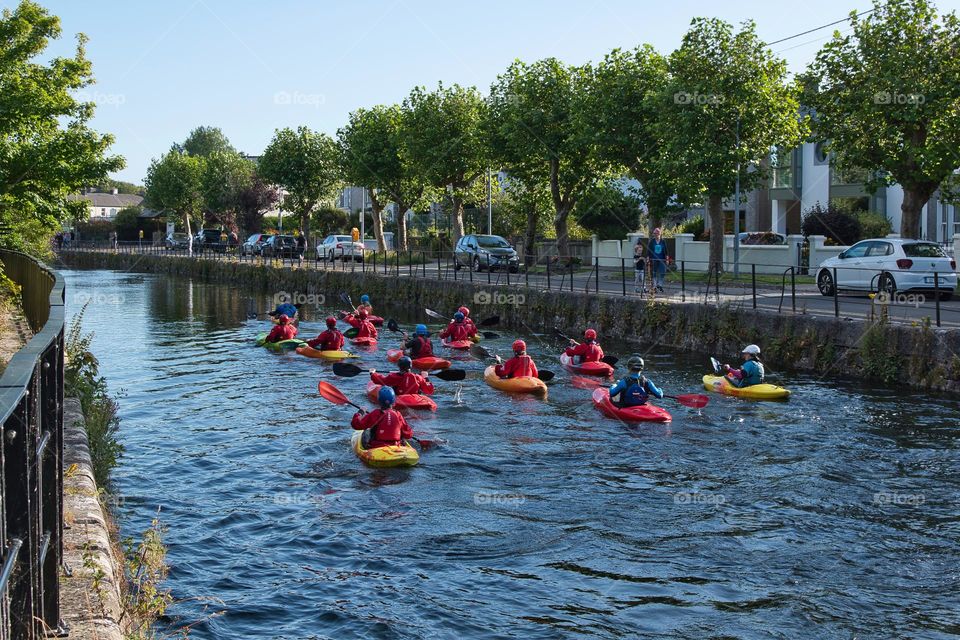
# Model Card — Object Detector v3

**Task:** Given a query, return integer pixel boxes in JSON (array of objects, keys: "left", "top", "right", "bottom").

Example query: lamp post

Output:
[
  {"left": 361, "top": 188, "right": 366, "bottom": 245},
  {"left": 487, "top": 168, "right": 493, "bottom": 235},
  {"left": 733, "top": 115, "right": 741, "bottom": 278}
]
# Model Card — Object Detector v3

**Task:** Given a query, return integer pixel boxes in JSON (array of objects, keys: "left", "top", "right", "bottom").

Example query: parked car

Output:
[
  {"left": 194, "top": 229, "right": 227, "bottom": 253},
  {"left": 816, "top": 238, "right": 957, "bottom": 299},
  {"left": 454, "top": 234, "right": 520, "bottom": 272},
  {"left": 260, "top": 234, "right": 297, "bottom": 258},
  {"left": 164, "top": 232, "right": 189, "bottom": 250},
  {"left": 241, "top": 233, "right": 271, "bottom": 256},
  {"left": 317, "top": 234, "right": 364, "bottom": 261}
]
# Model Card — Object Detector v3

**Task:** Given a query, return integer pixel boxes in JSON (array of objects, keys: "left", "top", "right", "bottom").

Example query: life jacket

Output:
[
  {"left": 575, "top": 341, "right": 603, "bottom": 363},
  {"left": 618, "top": 375, "right": 649, "bottom": 407},
  {"left": 504, "top": 354, "right": 535, "bottom": 378},
  {"left": 741, "top": 360, "right": 765, "bottom": 386},
  {"left": 409, "top": 335, "right": 433, "bottom": 357}
]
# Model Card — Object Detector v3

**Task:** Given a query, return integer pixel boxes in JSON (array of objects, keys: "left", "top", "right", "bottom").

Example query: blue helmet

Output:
[
  {"left": 415, "top": 324, "right": 428, "bottom": 336},
  {"left": 377, "top": 386, "right": 396, "bottom": 407},
  {"left": 454, "top": 311, "right": 465, "bottom": 322},
  {"left": 360, "top": 294, "right": 370, "bottom": 304},
  {"left": 398, "top": 356, "right": 412, "bottom": 371}
]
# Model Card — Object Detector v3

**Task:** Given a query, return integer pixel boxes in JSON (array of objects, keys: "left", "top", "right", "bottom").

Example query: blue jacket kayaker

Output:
[
  {"left": 723, "top": 344, "right": 764, "bottom": 388},
  {"left": 610, "top": 355, "right": 663, "bottom": 407},
  {"left": 269, "top": 301, "right": 299, "bottom": 324}
]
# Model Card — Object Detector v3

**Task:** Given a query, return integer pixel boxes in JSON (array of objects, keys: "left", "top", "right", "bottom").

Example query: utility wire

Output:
[{"left": 764, "top": 8, "right": 875, "bottom": 46}]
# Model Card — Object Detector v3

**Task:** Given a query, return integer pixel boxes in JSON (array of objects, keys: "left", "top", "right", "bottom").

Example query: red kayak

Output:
[
  {"left": 387, "top": 349, "right": 451, "bottom": 370},
  {"left": 351, "top": 336, "right": 378, "bottom": 346},
  {"left": 591, "top": 387, "right": 672, "bottom": 423},
  {"left": 561, "top": 353, "right": 614, "bottom": 377},
  {"left": 366, "top": 381, "right": 437, "bottom": 412},
  {"left": 340, "top": 311, "right": 384, "bottom": 327},
  {"left": 442, "top": 338, "right": 473, "bottom": 350}
]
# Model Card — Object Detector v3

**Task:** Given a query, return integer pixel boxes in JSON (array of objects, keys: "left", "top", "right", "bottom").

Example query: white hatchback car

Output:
[
  {"left": 316, "top": 234, "right": 364, "bottom": 261},
  {"left": 816, "top": 238, "right": 957, "bottom": 300}
]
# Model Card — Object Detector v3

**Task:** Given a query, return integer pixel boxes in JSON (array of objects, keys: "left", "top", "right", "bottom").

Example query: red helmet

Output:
[
  {"left": 512, "top": 339, "right": 526, "bottom": 354},
  {"left": 458, "top": 306, "right": 470, "bottom": 317},
  {"left": 357, "top": 308, "right": 368, "bottom": 319},
  {"left": 584, "top": 329, "right": 597, "bottom": 341},
  {"left": 278, "top": 314, "right": 291, "bottom": 324},
  {"left": 325, "top": 316, "right": 337, "bottom": 327}
]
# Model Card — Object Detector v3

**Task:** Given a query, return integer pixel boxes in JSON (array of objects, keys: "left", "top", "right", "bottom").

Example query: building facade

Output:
[{"left": 67, "top": 189, "right": 144, "bottom": 220}]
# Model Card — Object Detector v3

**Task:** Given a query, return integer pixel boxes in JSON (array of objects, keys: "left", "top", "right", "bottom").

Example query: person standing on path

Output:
[
  {"left": 295, "top": 234, "right": 306, "bottom": 267},
  {"left": 633, "top": 238, "right": 646, "bottom": 295},
  {"left": 647, "top": 228, "right": 668, "bottom": 293}
]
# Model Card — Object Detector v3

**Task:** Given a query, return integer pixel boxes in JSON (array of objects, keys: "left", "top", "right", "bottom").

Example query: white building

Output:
[{"left": 68, "top": 189, "right": 143, "bottom": 220}]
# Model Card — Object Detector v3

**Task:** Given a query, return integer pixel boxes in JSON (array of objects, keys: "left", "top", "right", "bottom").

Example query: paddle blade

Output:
[
  {"left": 387, "top": 318, "right": 401, "bottom": 332},
  {"left": 433, "top": 369, "right": 466, "bottom": 381},
  {"left": 671, "top": 393, "right": 710, "bottom": 409},
  {"left": 424, "top": 308, "right": 445, "bottom": 320},
  {"left": 481, "top": 331, "right": 500, "bottom": 339},
  {"left": 710, "top": 357, "right": 721, "bottom": 375},
  {"left": 345, "top": 328, "right": 360, "bottom": 339},
  {"left": 317, "top": 380, "right": 350, "bottom": 405},
  {"left": 479, "top": 315, "right": 500, "bottom": 327},
  {"left": 601, "top": 355, "right": 619, "bottom": 366},
  {"left": 332, "top": 363, "right": 364, "bottom": 377},
  {"left": 339, "top": 292, "right": 353, "bottom": 307},
  {"left": 553, "top": 327, "right": 571, "bottom": 341},
  {"left": 471, "top": 344, "right": 493, "bottom": 359},
  {"left": 537, "top": 370, "right": 555, "bottom": 382}
]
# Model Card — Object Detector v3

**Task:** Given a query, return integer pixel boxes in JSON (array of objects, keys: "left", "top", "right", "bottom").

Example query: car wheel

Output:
[
  {"left": 878, "top": 272, "right": 897, "bottom": 295},
  {"left": 939, "top": 291, "right": 953, "bottom": 302},
  {"left": 509, "top": 266, "right": 519, "bottom": 274},
  {"left": 474, "top": 257, "right": 483, "bottom": 272},
  {"left": 817, "top": 270, "right": 835, "bottom": 296},
  {"left": 328, "top": 251, "right": 335, "bottom": 262}
]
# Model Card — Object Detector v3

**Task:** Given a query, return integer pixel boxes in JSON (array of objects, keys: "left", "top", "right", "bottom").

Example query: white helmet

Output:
[{"left": 741, "top": 344, "right": 761, "bottom": 355}]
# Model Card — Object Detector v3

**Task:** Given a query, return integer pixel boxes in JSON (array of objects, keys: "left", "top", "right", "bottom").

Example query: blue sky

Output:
[{"left": 20, "top": 0, "right": 956, "bottom": 183}]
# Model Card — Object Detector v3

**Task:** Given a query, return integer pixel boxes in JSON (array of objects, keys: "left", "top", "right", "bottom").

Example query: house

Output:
[{"left": 68, "top": 188, "right": 143, "bottom": 220}]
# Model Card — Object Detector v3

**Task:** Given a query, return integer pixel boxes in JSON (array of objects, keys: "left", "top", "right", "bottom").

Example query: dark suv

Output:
[
  {"left": 454, "top": 234, "right": 519, "bottom": 272},
  {"left": 260, "top": 234, "right": 297, "bottom": 258},
  {"left": 194, "top": 229, "right": 227, "bottom": 253}
]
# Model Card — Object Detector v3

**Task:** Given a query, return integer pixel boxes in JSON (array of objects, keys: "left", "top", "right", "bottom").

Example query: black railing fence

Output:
[
  {"left": 0, "top": 250, "right": 65, "bottom": 638},
  {"left": 62, "top": 241, "right": 960, "bottom": 328}
]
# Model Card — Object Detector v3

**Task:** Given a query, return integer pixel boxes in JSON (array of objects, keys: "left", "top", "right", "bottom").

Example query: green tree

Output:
[
  {"left": 236, "top": 171, "right": 279, "bottom": 236},
  {"left": 311, "top": 206, "right": 351, "bottom": 239},
  {"left": 574, "top": 182, "right": 643, "bottom": 241},
  {"left": 584, "top": 46, "right": 686, "bottom": 231},
  {"left": 178, "top": 126, "right": 235, "bottom": 158},
  {"left": 494, "top": 176, "right": 551, "bottom": 264},
  {"left": 113, "top": 205, "right": 141, "bottom": 240},
  {"left": 487, "top": 58, "right": 613, "bottom": 258},
  {"left": 659, "top": 18, "right": 807, "bottom": 269},
  {"left": 0, "top": 0, "right": 123, "bottom": 255},
  {"left": 144, "top": 150, "right": 204, "bottom": 253},
  {"left": 259, "top": 126, "right": 341, "bottom": 246},
  {"left": 201, "top": 151, "right": 253, "bottom": 230},
  {"left": 802, "top": 0, "right": 960, "bottom": 238},
  {"left": 402, "top": 83, "right": 488, "bottom": 246}
]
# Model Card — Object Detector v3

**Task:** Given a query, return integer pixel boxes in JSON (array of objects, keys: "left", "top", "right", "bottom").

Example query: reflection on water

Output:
[{"left": 63, "top": 269, "right": 960, "bottom": 640}]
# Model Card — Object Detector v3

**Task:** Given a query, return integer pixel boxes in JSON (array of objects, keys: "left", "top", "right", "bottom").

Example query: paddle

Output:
[
  {"left": 664, "top": 393, "right": 710, "bottom": 409},
  {"left": 317, "top": 380, "right": 434, "bottom": 449},
  {"left": 332, "top": 362, "right": 466, "bottom": 381},
  {"left": 710, "top": 357, "right": 722, "bottom": 375},
  {"left": 345, "top": 327, "right": 360, "bottom": 339},
  {"left": 425, "top": 307, "right": 499, "bottom": 328},
  {"left": 553, "top": 328, "right": 618, "bottom": 367},
  {"left": 339, "top": 292, "right": 357, "bottom": 313}
]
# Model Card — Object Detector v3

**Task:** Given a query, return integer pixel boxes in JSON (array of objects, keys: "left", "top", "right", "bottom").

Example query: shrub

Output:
[
  {"left": 800, "top": 202, "right": 862, "bottom": 245},
  {"left": 664, "top": 215, "right": 705, "bottom": 240},
  {"left": 855, "top": 210, "right": 893, "bottom": 240}
]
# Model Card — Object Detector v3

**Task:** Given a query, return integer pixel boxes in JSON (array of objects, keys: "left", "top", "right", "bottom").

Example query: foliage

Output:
[
  {"left": 740, "top": 231, "right": 786, "bottom": 245},
  {"left": 658, "top": 18, "right": 807, "bottom": 269},
  {"left": 123, "top": 511, "right": 174, "bottom": 639},
  {"left": 573, "top": 182, "right": 643, "bottom": 240},
  {"left": 311, "top": 206, "right": 351, "bottom": 238},
  {"left": 65, "top": 304, "right": 123, "bottom": 487},
  {"left": 856, "top": 210, "right": 893, "bottom": 240},
  {"left": 259, "top": 126, "right": 341, "bottom": 243},
  {"left": 236, "top": 170, "right": 279, "bottom": 235},
  {"left": 665, "top": 215, "right": 706, "bottom": 240},
  {"left": 177, "top": 125, "right": 235, "bottom": 158},
  {"left": 144, "top": 150, "right": 204, "bottom": 247},
  {"left": 0, "top": 1, "right": 123, "bottom": 256},
  {"left": 201, "top": 151, "right": 253, "bottom": 229},
  {"left": 92, "top": 178, "right": 143, "bottom": 195},
  {"left": 402, "top": 83, "right": 488, "bottom": 244},
  {"left": 802, "top": 0, "right": 960, "bottom": 238},
  {"left": 800, "top": 202, "right": 863, "bottom": 245},
  {"left": 113, "top": 206, "right": 141, "bottom": 240}
]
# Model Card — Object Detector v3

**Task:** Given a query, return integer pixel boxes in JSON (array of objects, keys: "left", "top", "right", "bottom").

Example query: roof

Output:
[{"left": 68, "top": 192, "right": 143, "bottom": 208}]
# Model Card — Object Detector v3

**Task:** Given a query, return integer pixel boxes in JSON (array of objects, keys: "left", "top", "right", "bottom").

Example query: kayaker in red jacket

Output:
[
  {"left": 495, "top": 340, "right": 538, "bottom": 378},
  {"left": 458, "top": 305, "right": 477, "bottom": 335},
  {"left": 345, "top": 308, "right": 378, "bottom": 339},
  {"left": 351, "top": 387, "right": 412, "bottom": 449},
  {"left": 440, "top": 312, "right": 471, "bottom": 342},
  {"left": 265, "top": 314, "right": 297, "bottom": 343},
  {"left": 404, "top": 324, "right": 433, "bottom": 357},
  {"left": 565, "top": 329, "right": 604, "bottom": 363},
  {"left": 306, "top": 316, "right": 344, "bottom": 350},
  {"left": 358, "top": 294, "right": 373, "bottom": 315},
  {"left": 370, "top": 357, "right": 435, "bottom": 396}
]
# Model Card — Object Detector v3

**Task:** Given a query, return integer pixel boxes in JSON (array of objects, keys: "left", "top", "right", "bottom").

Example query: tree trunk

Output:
[
  {"left": 900, "top": 186, "right": 933, "bottom": 239},
  {"left": 524, "top": 205, "right": 538, "bottom": 267},
  {"left": 554, "top": 203, "right": 574, "bottom": 259},
  {"left": 368, "top": 190, "right": 387, "bottom": 251},
  {"left": 394, "top": 203, "right": 408, "bottom": 252},
  {"left": 707, "top": 193, "right": 724, "bottom": 272},
  {"left": 184, "top": 210, "right": 193, "bottom": 256},
  {"left": 451, "top": 195, "right": 465, "bottom": 244}
]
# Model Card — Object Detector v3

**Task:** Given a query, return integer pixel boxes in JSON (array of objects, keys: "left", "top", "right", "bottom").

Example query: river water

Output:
[{"left": 61, "top": 268, "right": 960, "bottom": 639}]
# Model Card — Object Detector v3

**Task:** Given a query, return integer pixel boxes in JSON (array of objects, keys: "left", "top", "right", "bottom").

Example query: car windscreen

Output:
[
  {"left": 902, "top": 243, "right": 946, "bottom": 258},
  {"left": 476, "top": 236, "right": 510, "bottom": 248},
  {"left": 335, "top": 236, "right": 352, "bottom": 242}
]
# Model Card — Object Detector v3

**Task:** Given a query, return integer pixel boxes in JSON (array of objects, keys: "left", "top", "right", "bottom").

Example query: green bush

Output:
[
  {"left": 855, "top": 210, "right": 893, "bottom": 240},
  {"left": 664, "top": 215, "right": 705, "bottom": 240},
  {"left": 573, "top": 183, "right": 642, "bottom": 240},
  {"left": 801, "top": 202, "right": 862, "bottom": 245}
]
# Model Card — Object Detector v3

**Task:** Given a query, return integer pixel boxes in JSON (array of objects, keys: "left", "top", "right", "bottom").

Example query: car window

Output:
[
  {"left": 844, "top": 242, "right": 870, "bottom": 259},
  {"left": 477, "top": 236, "right": 510, "bottom": 248},
  {"left": 335, "top": 236, "right": 351, "bottom": 242},
  {"left": 866, "top": 241, "right": 892, "bottom": 257},
  {"left": 902, "top": 243, "right": 946, "bottom": 258}
]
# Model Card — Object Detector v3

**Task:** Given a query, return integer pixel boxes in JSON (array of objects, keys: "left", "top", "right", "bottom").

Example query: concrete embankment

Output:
[{"left": 61, "top": 251, "right": 960, "bottom": 392}]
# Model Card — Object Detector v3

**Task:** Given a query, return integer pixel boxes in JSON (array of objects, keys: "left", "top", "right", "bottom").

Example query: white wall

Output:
[
  {"left": 885, "top": 184, "right": 904, "bottom": 233},
  {"left": 675, "top": 233, "right": 803, "bottom": 273},
  {"left": 800, "top": 143, "right": 830, "bottom": 212},
  {"left": 809, "top": 235, "right": 847, "bottom": 269}
]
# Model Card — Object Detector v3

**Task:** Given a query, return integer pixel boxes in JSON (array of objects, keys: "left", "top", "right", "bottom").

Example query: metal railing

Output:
[
  {"left": 61, "top": 241, "right": 960, "bottom": 328},
  {"left": 0, "top": 250, "right": 65, "bottom": 638}
]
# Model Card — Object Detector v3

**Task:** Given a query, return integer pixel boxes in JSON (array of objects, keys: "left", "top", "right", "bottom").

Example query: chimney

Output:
[{"left": 111, "top": 188, "right": 118, "bottom": 195}]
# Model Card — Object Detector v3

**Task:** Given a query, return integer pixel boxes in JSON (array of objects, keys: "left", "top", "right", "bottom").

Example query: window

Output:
[
  {"left": 903, "top": 243, "right": 947, "bottom": 258},
  {"left": 814, "top": 141, "right": 829, "bottom": 165},
  {"left": 866, "top": 242, "right": 892, "bottom": 257},
  {"left": 831, "top": 165, "right": 869, "bottom": 186},
  {"left": 771, "top": 147, "right": 793, "bottom": 188},
  {"left": 953, "top": 204, "right": 960, "bottom": 237},
  {"left": 110, "top": 208, "right": 117, "bottom": 217},
  {"left": 941, "top": 202, "right": 949, "bottom": 243},
  {"left": 100, "top": 208, "right": 106, "bottom": 216},
  {"left": 844, "top": 242, "right": 871, "bottom": 258}
]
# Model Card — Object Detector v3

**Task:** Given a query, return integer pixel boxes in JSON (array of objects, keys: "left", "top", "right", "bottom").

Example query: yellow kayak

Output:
[
  {"left": 702, "top": 375, "right": 791, "bottom": 400},
  {"left": 295, "top": 346, "right": 357, "bottom": 360},
  {"left": 483, "top": 366, "right": 547, "bottom": 398},
  {"left": 350, "top": 431, "right": 419, "bottom": 468}
]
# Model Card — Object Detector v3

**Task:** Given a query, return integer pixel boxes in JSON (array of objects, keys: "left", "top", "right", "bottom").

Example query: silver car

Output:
[{"left": 317, "top": 234, "right": 364, "bottom": 261}]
